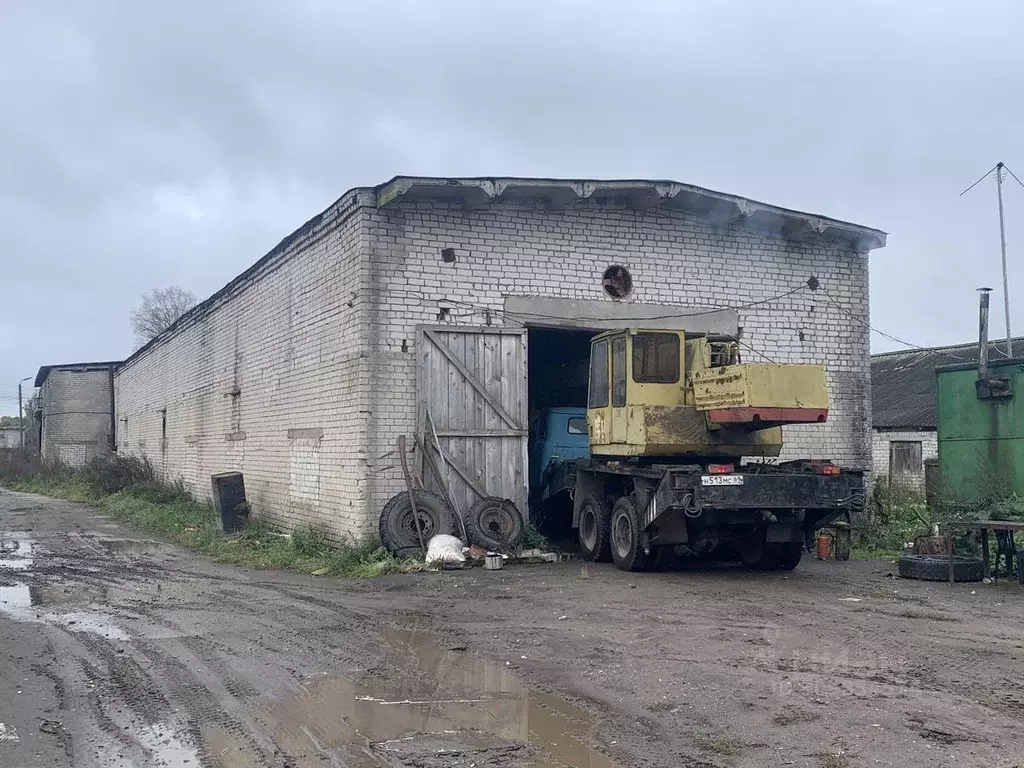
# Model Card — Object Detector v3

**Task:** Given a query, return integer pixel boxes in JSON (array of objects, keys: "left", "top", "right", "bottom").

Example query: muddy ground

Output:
[{"left": 1, "top": 489, "right": 1022, "bottom": 768}]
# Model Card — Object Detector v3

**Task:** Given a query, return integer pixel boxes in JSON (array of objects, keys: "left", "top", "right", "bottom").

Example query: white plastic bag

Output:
[{"left": 425, "top": 534, "right": 466, "bottom": 565}]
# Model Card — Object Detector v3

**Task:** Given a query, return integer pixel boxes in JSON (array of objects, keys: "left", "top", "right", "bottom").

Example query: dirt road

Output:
[{"left": 2, "top": 489, "right": 1022, "bottom": 767}]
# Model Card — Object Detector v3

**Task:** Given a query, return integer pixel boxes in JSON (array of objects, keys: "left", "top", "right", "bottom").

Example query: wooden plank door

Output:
[{"left": 417, "top": 325, "right": 528, "bottom": 517}]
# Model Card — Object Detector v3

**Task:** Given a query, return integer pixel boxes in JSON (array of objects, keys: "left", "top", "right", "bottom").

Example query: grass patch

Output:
[{"left": 1, "top": 452, "right": 413, "bottom": 579}]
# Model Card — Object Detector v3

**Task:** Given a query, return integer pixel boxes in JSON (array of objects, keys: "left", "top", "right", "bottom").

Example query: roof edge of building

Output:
[
  {"left": 376, "top": 175, "right": 887, "bottom": 252},
  {"left": 117, "top": 187, "right": 377, "bottom": 374},
  {"left": 119, "top": 174, "right": 888, "bottom": 375},
  {"left": 35, "top": 360, "right": 122, "bottom": 388}
]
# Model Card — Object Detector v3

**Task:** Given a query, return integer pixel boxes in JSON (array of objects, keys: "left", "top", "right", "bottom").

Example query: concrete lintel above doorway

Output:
[{"left": 503, "top": 296, "right": 738, "bottom": 334}]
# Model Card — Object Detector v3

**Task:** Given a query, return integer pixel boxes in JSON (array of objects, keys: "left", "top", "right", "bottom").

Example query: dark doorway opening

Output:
[{"left": 527, "top": 327, "right": 595, "bottom": 542}]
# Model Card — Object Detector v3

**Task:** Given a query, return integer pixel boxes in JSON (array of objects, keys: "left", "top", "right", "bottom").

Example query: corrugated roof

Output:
[{"left": 871, "top": 338, "right": 1021, "bottom": 429}]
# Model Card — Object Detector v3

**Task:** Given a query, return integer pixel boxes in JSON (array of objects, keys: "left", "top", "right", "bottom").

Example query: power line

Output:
[
  {"left": 959, "top": 164, "right": 1000, "bottom": 197},
  {"left": 1001, "top": 163, "right": 1024, "bottom": 190},
  {"left": 820, "top": 288, "right": 975, "bottom": 363}
]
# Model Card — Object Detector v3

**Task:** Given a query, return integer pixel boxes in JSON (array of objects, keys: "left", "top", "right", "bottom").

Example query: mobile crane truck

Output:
[{"left": 572, "top": 329, "right": 864, "bottom": 571}]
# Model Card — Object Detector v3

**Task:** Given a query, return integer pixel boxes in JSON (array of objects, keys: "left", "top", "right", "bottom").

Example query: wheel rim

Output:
[
  {"left": 399, "top": 508, "right": 435, "bottom": 543},
  {"left": 580, "top": 508, "right": 597, "bottom": 551},
  {"left": 480, "top": 504, "right": 512, "bottom": 538},
  {"left": 612, "top": 511, "right": 632, "bottom": 559}
]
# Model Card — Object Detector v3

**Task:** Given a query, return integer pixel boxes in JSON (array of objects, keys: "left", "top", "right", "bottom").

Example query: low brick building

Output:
[
  {"left": 35, "top": 361, "right": 119, "bottom": 466},
  {"left": 871, "top": 337, "right": 1020, "bottom": 488},
  {"left": 114, "top": 176, "right": 886, "bottom": 541}
]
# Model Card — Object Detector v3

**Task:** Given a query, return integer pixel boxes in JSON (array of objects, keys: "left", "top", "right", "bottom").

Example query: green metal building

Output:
[{"left": 936, "top": 357, "right": 1024, "bottom": 505}]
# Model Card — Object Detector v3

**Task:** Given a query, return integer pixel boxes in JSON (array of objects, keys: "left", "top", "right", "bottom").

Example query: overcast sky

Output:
[{"left": 2, "top": 0, "right": 1023, "bottom": 415}]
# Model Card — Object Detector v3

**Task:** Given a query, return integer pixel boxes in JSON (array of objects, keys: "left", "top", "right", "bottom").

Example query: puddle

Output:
[
  {"left": 0, "top": 536, "right": 127, "bottom": 642},
  {"left": 99, "top": 538, "right": 167, "bottom": 556},
  {"left": 134, "top": 721, "right": 202, "bottom": 766},
  {"left": 0, "top": 583, "right": 128, "bottom": 640},
  {"left": 0, "top": 584, "right": 31, "bottom": 609},
  {"left": 256, "top": 628, "right": 617, "bottom": 768},
  {"left": 0, "top": 535, "right": 34, "bottom": 570},
  {"left": 30, "top": 584, "right": 108, "bottom": 606}
]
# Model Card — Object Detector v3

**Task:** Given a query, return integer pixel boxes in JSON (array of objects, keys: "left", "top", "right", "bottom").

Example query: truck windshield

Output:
[
  {"left": 567, "top": 417, "right": 587, "bottom": 434},
  {"left": 632, "top": 333, "right": 680, "bottom": 383}
]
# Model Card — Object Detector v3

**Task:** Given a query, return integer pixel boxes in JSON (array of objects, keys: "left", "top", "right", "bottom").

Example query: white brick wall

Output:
[
  {"left": 872, "top": 428, "right": 938, "bottom": 486},
  {"left": 115, "top": 195, "right": 373, "bottom": 542},
  {"left": 116, "top": 191, "right": 874, "bottom": 542},
  {"left": 362, "top": 200, "right": 872, "bottom": 518},
  {"left": 40, "top": 368, "right": 114, "bottom": 464}
]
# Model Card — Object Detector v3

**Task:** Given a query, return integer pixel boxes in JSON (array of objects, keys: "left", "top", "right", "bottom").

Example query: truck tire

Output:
[
  {"left": 577, "top": 495, "right": 612, "bottom": 561},
  {"left": 738, "top": 534, "right": 779, "bottom": 570},
  {"left": 379, "top": 490, "right": 455, "bottom": 556},
  {"left": 465, "top": 497, "right": 524, "bottom": 553},
  {"left": 778, "top": 542, "right": 804, "bottom": 571},
  {"left": 610, "top": 496, "right": 646, "bottom": 571},
  {"left": 898, "top": 554, "right": 984, "bottom": 582},
  {"left": 644, "top": 545, "right": 675, "bottom": 571}
]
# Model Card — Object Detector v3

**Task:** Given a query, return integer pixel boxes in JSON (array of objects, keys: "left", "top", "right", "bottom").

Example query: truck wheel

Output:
[
  {"left": 738, "top": 535, "right": 779, "bottom": 570},
  {"left": 778, "top": 542, "right": 804, "bottom": 571},
  {"left": 578, "top": 495, "right": 612, "bottom": 561},
  {"left": 610, "top": 496, "right": 646, "bottom": 571}
]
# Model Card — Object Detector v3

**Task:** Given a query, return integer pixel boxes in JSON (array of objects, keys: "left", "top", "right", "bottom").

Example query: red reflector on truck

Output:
[
  {"left": 707, "top": 464, "right": 735, "bottom": 474},
  {"left": 814, "top": 464, "right": 841, "bottom": 476}
]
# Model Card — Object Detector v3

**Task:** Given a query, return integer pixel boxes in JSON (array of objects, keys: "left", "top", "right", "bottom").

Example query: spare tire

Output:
[
  {"left": 898, "top": 554, "right": 984, "bottom": 582},
  {"left": 465, "top": 496, "right": 525, "bottom": 553},
  {"left": 379, "top": 490, "right": 456, "bottom": 556}
]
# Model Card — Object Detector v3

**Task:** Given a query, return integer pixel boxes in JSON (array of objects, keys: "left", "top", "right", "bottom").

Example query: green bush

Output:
[
  {"left": 855, "top": 478, "right": 931, "bottom": 557},
  {"left": 81, "top": 454, "right": 155, "bottom": 495}
]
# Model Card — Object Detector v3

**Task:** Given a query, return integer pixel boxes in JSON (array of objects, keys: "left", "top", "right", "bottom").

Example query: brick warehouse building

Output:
[
  {"left": 35, "top": 361, "right": 120, "bottom": 466},
  {"left": 113, "top": 177, "right": 886, "bottom": 541}
]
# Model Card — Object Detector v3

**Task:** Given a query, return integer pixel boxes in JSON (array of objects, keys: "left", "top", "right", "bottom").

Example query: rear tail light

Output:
[
  {"left": 707, "top": 463, "right": 735, "bottom": 474},
  {"left": 814, "top": 464, "right": 841, "bottom": 476}
]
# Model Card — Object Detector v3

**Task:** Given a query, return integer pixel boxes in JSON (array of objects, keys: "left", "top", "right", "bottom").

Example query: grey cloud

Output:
[{"left": 2, "top": 0, "right": 1024, "bottom": 414}]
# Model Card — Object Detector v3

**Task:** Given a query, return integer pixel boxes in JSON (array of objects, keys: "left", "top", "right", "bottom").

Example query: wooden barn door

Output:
[{"left": 417, "top": 326, "right": 528, "bottom": 518}]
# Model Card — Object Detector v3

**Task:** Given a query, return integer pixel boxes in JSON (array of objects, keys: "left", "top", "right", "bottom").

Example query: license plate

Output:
[{"left": 701, "top": 474, "right": 744, "bottom": 486}]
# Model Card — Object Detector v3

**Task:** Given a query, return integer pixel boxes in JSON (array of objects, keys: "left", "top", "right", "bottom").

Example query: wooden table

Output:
[{"left": 939, "top": 520, "right": 1024, "bottom": 585}]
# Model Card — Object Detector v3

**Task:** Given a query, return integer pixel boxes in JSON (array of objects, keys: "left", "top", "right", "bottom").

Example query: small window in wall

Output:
[
  {"left": 890, "top": 441, "right": 923, "bottom": 477},
  {"left": 632, "top": 333, "right": 680, "bottom": 383},
  {"left": 611, "top": 336, "right": 627, "bottom": 407},
  {"left": 588, "top": 339, "right": 609, "bottom": 408},
  {"left": 567, "top": 417, "right": 587, "bottom": 434}
]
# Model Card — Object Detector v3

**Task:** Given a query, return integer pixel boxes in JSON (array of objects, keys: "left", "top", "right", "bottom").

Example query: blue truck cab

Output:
[{"left": 530, "top": 407, "right": 590, "bottom": 505}]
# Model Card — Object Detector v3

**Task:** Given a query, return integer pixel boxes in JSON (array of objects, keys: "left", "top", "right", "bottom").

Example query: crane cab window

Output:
[
  {"left": 588, "top": 339, "right": 610, "bottom": 408},
  {"left": 632, "top": 333, "right": 680, "bottom": 383},
  {"left": 611, "top": 336, "right": 627, "bottom": 407}
]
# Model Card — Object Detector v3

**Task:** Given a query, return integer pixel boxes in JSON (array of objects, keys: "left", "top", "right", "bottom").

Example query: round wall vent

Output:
[{"left": 602, "top": 265, "right": 633, "bottom": 299}]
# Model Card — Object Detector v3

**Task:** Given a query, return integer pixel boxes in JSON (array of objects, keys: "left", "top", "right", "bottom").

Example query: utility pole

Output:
[
  {"left": 17, "top": 376, "right": 31, "bottom": 449},
  {"left": 960, "top": 161, "right": 1024, "bottom": 357},
  {"left": 996, "top": 163, "right": 1013, "bottom": 357}
]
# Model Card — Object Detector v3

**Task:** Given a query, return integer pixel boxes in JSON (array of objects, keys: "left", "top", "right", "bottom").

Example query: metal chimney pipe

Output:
[{"left": 979, "top": 287, "right": 992, "bottom": 380}]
